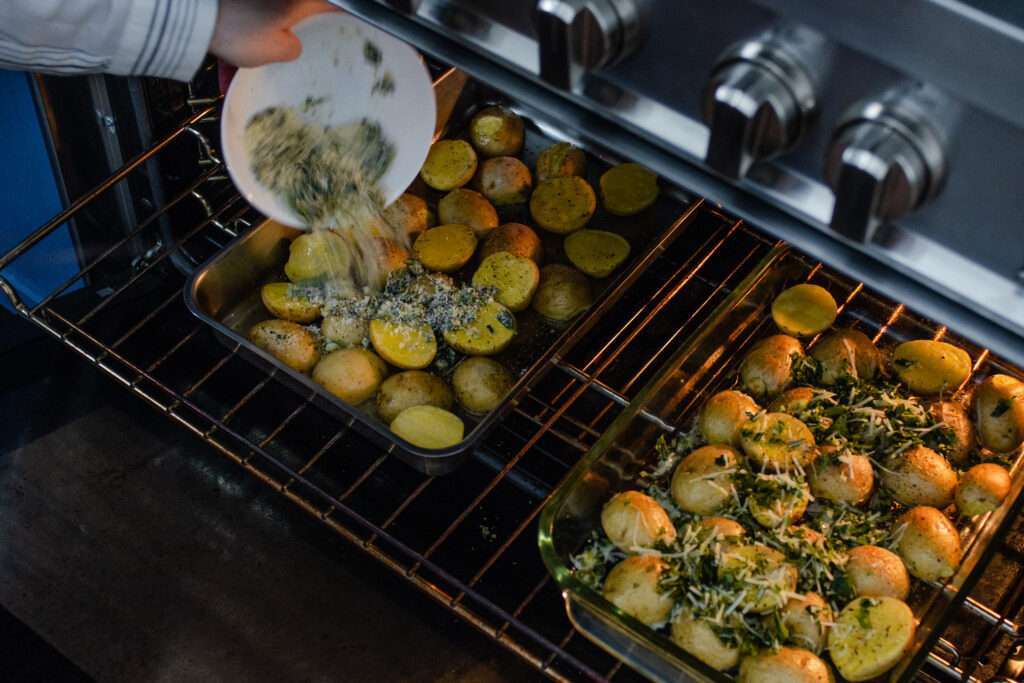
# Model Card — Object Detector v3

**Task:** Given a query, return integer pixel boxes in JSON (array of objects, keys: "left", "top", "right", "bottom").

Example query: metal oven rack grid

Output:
[{"left": 4, "top": 87, "right": 1024, "bottom": 683}]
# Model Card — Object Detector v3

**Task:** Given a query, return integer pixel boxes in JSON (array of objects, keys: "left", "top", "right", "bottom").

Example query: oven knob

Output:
[
  {"left": 701, "top": 25, "right": 828, "bottom": 179},
  {"left": 534, "top": 0, "right": 646, "bottom": 91},
  {"left": 825, "top": 83, "right": 951, "bottom": 244}
]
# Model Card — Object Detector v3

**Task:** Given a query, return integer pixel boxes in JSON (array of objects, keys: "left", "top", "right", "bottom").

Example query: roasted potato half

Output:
[
  {"left": 879, "top": 444, "right": 957, "bottom": 509},
  {"left": 563, "top": 229, "right": 631, "bottom": 278},
  {"left": 311, "top": 347, "right": 388, "bottom": 404},
  {"left": 771, "top": 283, "right": 838, "bottom": 337},
  {"left": 284, "top": 229, "right": 351, "bottom": 283},
  {"left": 738, "top": 646, "right": 831, "bottom": 683},
  {"left": 437, "top": 188, "right": 499, "bottom": 237},
  {"left": 471, "top": 252, "right": 540, "bottom": 313},
  {"left": 451, "top": 356, "right": 515, "bottom": 414},
  {"left": 781, "top": 593, "right": 831, "bottom": 654},
  {"left": 973, "top": 373, "right": 1024, "bottom": 453},
  {"left": 478, "top": 222, "right": 544, "bottom": 264},
  {"left": 927, "top": 400, "right": 976, "bottom": 466},
  {"left": 739, "top": 411, "right": 816, "bottom": 471},
  {"left": 468, "top": 106, "right": 525, "bottom": 158},
  {"left": 320, "top": 314, "right": 368, "bottom": 349},
  {"left": 892, "top": 339, "right": 972, "bottom": 395},
  {"left": 669, "top": 444, "right": 739, "bottom": 516},
  {"left": 955, "top": 462, "right": 1011, "bottom": 516},
  {"left": 529, "top": 176, "right": 597, "bottom": 234},
  {"left": 412, "top": 224, "right": 478, "bottom": 273},
  {"left": 893, "top": 505, "right": 962, "bottom": 581},
  {"left": 531, "top": 263, "right": 593, "bottom": 323},
  {"left": 376, "top": 370, "right": 454, "bottom": 424},
  {"left": 383, "top": 193, "right": 431, "bottom": 237},
  {"left": 671, "top": 609, "right": 741, "bottom": 671},
  {"left": 247, "top": 319, "right": 321, "bottom": 373},
  {"left": 602, "top": 555, "right": 674, "bottom": 626},
  {"left": 699, "top": 390, "right": 762, "bottom": 448},
  {"left": 534, "top": 141, "right": 586, "bottom": 184},
  {"left": 808, "top": 447, "right": 874, "bottom": 506},
  {"left": 443, "top": 300, "right": 517, "bottom": 356},
  {"left": 473, "top": 156, "right": 532, "bottom": 206},
  {"left": 809, "top": 328, "right": 881, "bottom": 384},
  {"left": 600, "top": 490, "right": 676, "bottom": 551},
  {"left": 260, "top": 282, "right": 320, "bottom": 323},
  {"left": 845, "top": 545, "right": 911, "bottom": 601},
  {"left": 389, "top": 405, "right": 465, "bottom": 449},
  {"left": 599, "top": 162, "right": 659, "bottom": 216},
  {"left": 827, "top": 596, "right": 915, "bottom": 682},
  {"left": 717, "top": 544, "right": 797, "bottom": 613},
  {"left": 739, "top": 334, "right": 804, "bottom": 399},
  {"left": 368, "top": 318, "right": 437, "bottom": 370},
  {"left": 419, "top": 139, "right": 478, "bottom": 191}
]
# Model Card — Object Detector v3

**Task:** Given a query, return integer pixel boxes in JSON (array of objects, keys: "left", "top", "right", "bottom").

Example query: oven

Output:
[{"left": 2, "top": 1, "right": 1024, "bottom": 681}]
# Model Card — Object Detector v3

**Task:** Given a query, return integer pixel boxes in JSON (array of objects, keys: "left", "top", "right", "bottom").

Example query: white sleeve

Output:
[{"left": 0, "top": 0, "right": 219, "bottom": 82}]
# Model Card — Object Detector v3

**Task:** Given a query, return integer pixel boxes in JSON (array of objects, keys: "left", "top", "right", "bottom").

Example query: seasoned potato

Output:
[
  {"left": 478, "top": 222, "right": 544, "bottom": 264},
  {"left": 927, "top": 400, "right": 976, "bottom": 466},
  {"left": 534, "top": 141, "right": 586, "bottom": 184},
  {"left": 419, "top": 139, "right": 478, "bottom": 191},
  {"left": 808, "top": 447, "right": 874, "bottom": 506},
  {"left": 827, "top": 596, "right": 915, "bottom": 682},
  {"left": 443, "top": 300, "right": 517, "bottom": 356},
  {"left": 973, "top": 374, "right": 1024, "bottom": 453},
  {"left": 284, "top": 229, "right": 351, "bottom": 283},
  {"left": 892, "top": 339, "right": 972, "bottom": 395},
  {"left": 412, "top": 224, "right": 478, "bottom": 273},
  {"left": 368, "top": 318, "right": 437, "bottom": 370},
  {"left": 781, "top": 593, "right": 831, "bottom": 654},
  {"left": 599, "top": 162, "right": 660, "bottom": 216},
  {"left": 600, "top": 490, "right": 677, "bottom": 552},
  {"left": 602, "top": 555, "right": 674, "bottom": 626},
  {"left": 717, "top": 545, "right": 797, "bottom": 613},
  {"left": 810, "top": 328, "right": 881, "bottom": 384},
  {"left": 437, "top": 188, "right": 499, "bottom": 237},
  {"left": 311, "top": 347, "right": 388, "bottom": 403},
  {"left": 738, "top": 646, "right": 831, "bottom": 683},
  {"left": 845, "top": 545, "right": 910, "bottom": 600},
  {"left": 451, "top": 356, "right": 514, "bottom": 414},
  {"left": 389, "top": 404, "right": 465, "bottom": 449},
  {"left": 247, "top": 319, "right": 321, "bottom": 373},
  {"left": 376, "top": 370, "right": 454, "bottom": 424},
  {"left": 880, "top": 444, "right": 957, "bottom": 508},
  {"left": 563, "top": 229, "right": 631, "bottom": 278},
  {"left": 531, "top": 263, "right": 594, "bottom": 323},
  {"left": 529, "top": 176, "right": 597, "bottom": 234},
  {"left": 771, "top": 283, "right": 838, "bottom": 337},
  {"left": 698, "top": 516, "right": 746, "bottom": 546},
  {"left": 669, "top": 444, "right": 739, "bottom": 516},
  {"left": 739, "top": 412, "right": 817, "bottom": 471},
  {"left": 956, "top": 462, "right": 1011, "bottom": 516},
  {"left": 739, "top": 334, "right": 804, "bottom": 398},
  {"left": 748, "top": 476, "right": 810, "bottom": 528},
  {"left": 473, "top": 156, "right": 532, "bottom": 205},
  {"left": 671, "top": 608, "right": 741, "bottom": 671},
  {"left": 769, "top": 386, "right": 817, "bottom": 414},
  {"left": 383, "top": 193, "right": 431, "bottom": 237},
  {"left": 368, "top": 237, "right": 411, "bottom": 288},
  {"left": 472, "top": 252, "right": 540, "bottom": 312},
  {"left": 468, "top": 106, "right": 525, "bottom": 158},
  {"left": 893, "top": 505, "right": 962, "bottom": 581},
  {"left": 699, "top": 390, "right": 762, "bottom": 448},
  {"left": 320, "top": 314, "right": 368, "bottom": 349},
  {"left": 260, "top": 282, "right": 320, "bottom": 323}
]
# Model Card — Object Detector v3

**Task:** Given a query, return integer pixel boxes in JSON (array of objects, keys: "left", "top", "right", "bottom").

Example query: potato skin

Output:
[
  {"left": 437, "top": 188, "right": 498, "bottom": 237},
  {"left": 534, "top": 141, "right": 586, "bottom": 184},
  {"left": 893, "top": 506, "right": 962, "bottom": 581},
  {"left": 468, "top": 106, "right": 525, "bottom": 158},
  {"left": 748, "top": 476, "right": 810, "bottom": 528},
  {"left": 880, "top": 445, "right": 957, "bottom": 508},
  {"left": 473, "top": 156, "right": 532, "bottom": 206},
  {"left": 739, "top": 412, "right": 817, "bottom": 471},
  {"left": 808, "top": 448, "right": 874, "bottom": 506},
  {"left": 311, "top": 347, "right": 388, "bottom": 404},
  {"left": 738, "top": 647, "right": 831, "bottom": 683},
  {"left": 670, "top": 444, "right": 739, "bottom": 516},
  {"left": 973, "top": 374, "right": 1024, "bottom": 453},
  {"left": 955, "top": 463, "right": 1011, "bottom": 516},
  {"left": 478, "top": 222, "right": 544, "bottom": 265},
  {"left": 452, "top": 356, "right": 514, "bottom": 414},
  {"left": 531, "top": 264, "right": 593, "bottom": 323},
  {"left": 383, "top": 192, "right": 431, "bottom": 237},
  {"left": 284, "top": 230, "right": 351, "bottom": 283},
  {"left": 769, "top": 386, "right": 816, "bottom": 415},
  {"left": 739, "top": 334, "right": 804, "bottom": 398},
  {"left": 247, "top": 319, "right": 322, "bottom": 373},
  {"left": 376, "top": 370, "right": 454, "bottom": 424},
  {"left": 781, "top": 593, "right": 831, "bottom": 654},
  {"left": 845, "top": 545, "right": 910, "bottom": 600},
  {"left": 602, "top": 555, "right": 674, "bottom": 626},
  {"left": 600, "top": 490, "right": 677, "bottom": 551},
  {"left": 718, "top": 545, "right": 798, "bottom": 613},
  {"left": 699, "top": 390, "right": 762, "bottom": 448},
  {"left": 809, "top": 328, "right": 881, "bottom": 384},
  {"left": 670, "top": 609, "right": 740, "bottom": 671},
  {"left": 927, "top": 400, "right": 976, "bottom": 466},
  {"left": 320, "top": 314, "right": 368, "bottom": 348},
  {"left": 892, "top": 339, "right": 971, "bottom": 395}
]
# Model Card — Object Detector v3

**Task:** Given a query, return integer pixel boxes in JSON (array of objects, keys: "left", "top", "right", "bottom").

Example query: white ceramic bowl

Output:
[{"left": 220, "top": 12, "right": 436, "bottom": 228}]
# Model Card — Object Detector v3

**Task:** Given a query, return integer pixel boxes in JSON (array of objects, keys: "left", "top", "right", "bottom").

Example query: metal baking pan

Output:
[
  {"left": 538, "top": 245, "right": 1024, "bottom": 682},
  {"left": 184, "top": 73, "right": 700, "bottom": 475}
]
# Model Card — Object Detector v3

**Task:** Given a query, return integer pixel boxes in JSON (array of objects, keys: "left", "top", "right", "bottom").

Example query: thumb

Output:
[{"left": 263, "top": 29, "right": 304, "bottom": 64}]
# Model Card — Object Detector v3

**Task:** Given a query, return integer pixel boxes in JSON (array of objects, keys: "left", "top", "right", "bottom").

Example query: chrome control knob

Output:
[
  {"left": 825, "top": 83, "right": 951, "bottom": 243},
  {"left": 534, "top": 0, "right": 645, "bottom": 91},
  {"left": 701, "top": 25, "right": 828, "bottom": 179}
]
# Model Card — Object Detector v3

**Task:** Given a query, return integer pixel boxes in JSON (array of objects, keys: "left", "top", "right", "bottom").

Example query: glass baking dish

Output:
[{"left": 538, "top": 245, "right": 1024, "bottom": 682}]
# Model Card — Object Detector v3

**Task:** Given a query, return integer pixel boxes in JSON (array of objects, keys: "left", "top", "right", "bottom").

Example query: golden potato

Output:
[
  {"left": 699, "top": 390, "right": 762, "bottom": 448},
  {"left": 284, "top": 229, "right": 351, "bottom": 283},
  {"left": 473, "top": 156, "right": 532, "bottom": 205},
  {"left": 367, "top": 237, "right": 411, "bottom": 288},
  {"left": 311, "top": 347, "right": 388, "bottom": 404},
  {"left": 717, "top": 544, "right": 797, "bottom": 613},
  {"left": 602, "top": 555, "right": 674, "bottom": 626},
  {"left": 451, "top": 356, "right": 515, "bottom": 414},
  {"left": 368, "top": 318, "right": 437, "bottom": 370},
  {"left": 670, "top": 609, "right": 740, "bottom": 671},
  {"left": 247, "top": 319, "right": 322, "bottom": 373},
  {"left": 893, "top": 505, "right": 962, "bottom": 581},
  {"left": 808, "top": 447, "right": 874, "bottom": 506},
  {"left": 927, "top": 400, "right": 976, "bottom": 466},
  {"left": 320, "top": 314, "right": 368, "bottom": 348},
  {"left": 531, "top": 263, "right": 593, "bottom": 323},
  {"left": 739, "top": 412, "right": 816, "bottom": 471},
  {"left": 781, "top": 593, "right": 831, "bottom": 654},
  {"left": 879, "top": 444, "right": 957, "bottom": 508},
  {"left": 389, "top": 404, "right": 465, "bottom": 449},
  {"left": 468, "top": 106, "right": 525, "bottom": 158},
  {"left": 845, "top": 545, "right": 910, "bottom": 601},
  {"left": 599, "top": 162, "right": 660, "bottom": 216},
  {"left": 973, "top": 374, "right": 1024, "bottom": 453},
  {"left": 376, "top": 370, "right": 454, "bottom": 424},
  {"left": 534, "top": 141, "right": 586, "bottom": 184},
  {"left": 437, "top": 188, "right": 499, "bottom": 237},
  {"left": 771, "top": 283, "right": 838, "bottom": 337},
  {"left": 739, "top": 334, "right": 804, "bottom": 398},
  {"left": 419, "top": 139, "right": 478, "bottom": 191},
  {"left": 529, "top": 176, "right": 597, "bottom": 234},
  {"left": 382, "top": 193, "right": 431, "bottom": 236},
  {"left": 955, "top": 462, "right": 1011, "bottom": 516},
  {"left": 669, "top": 444, "right": 739, "bottom": 516},
  {"left": 698, "top": 516, "right": 746, "bottom": 545},
  {"left": 563, "top": 229, "right": 631, "bottom": 278},
  {"left": 412, "top": 224, "right": 478, "bottom": 273},
  {"left": 472, "top": 252, "right": 540, "bottom": 312},
  {"left": 809, "top": 328, "right": 881, "bottom": 384},
  {"left": 748, "top": 475, "right": 810, "bottom": 528},
  {"left": 478, "top": 222, "right": 544, "bottom": 264},
  {"left": 443, "top": 300, "right": 517, "bottom": 356},
  {"left": 600, "top": 490, "right": 677, "bottom": 551},
  {"left": 892, "top": 339, "right": 972, "bottom": 395},
  {"left": 827, "top": 596, "right": 915, "bottom": 682},
  {"left": 260, "top": 282, "right": 320, "bottom": 323},
  {"left": 738, "top": 647, "right": 831, "bottom": 683}
]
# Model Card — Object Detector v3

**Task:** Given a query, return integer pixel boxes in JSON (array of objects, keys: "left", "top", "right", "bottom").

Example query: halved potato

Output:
[
  {"left": 247, "top": 319, "right": 321, "bottom": 373},
  {"left": 845, "top": 545, "right": 910, "bottom": 601},
  {"left": 771, "top": 283, "right": 838, "bottom": 337},
  {"left": 699, "top": 390, "right": 762, "bottom": 447},
  {"left": 531, "top": 263, "right": 593, "bottom": 322},
  {"left": 810, "top": 328, "right": 882, "bottom": 384},
  {"left": 468, "top": 106, "right": 525, "bottom": 158},
  {"left": 389, "top": 405, "right": 465, "bottom": 449},
  {"left": 827, "top": 596, "right": 915, "bottom": 682},
  {"left": 284, "top": 229, "right": 351, "bottom": 283},
  {"left": 260, "top": 282, "right": 320, "bottom": 323},
  {"left": 382, "top": 193, "right": 431, "bottom": 237},
  {"left": 478, "top": 222, "right": 545, "bottom": 265},
  {"left": 564, "top": 229, "right": 631, "bottom": 278},
  {"left": 437, "top": 188, "right": 499, "bottom": 237},
  {"left": 530, "top": 176, "right": 597, "bottom": 234},
  {"left": 717, "top": 544, "right": 797, "bottom": 613},
  {"left": 420, "top": 139, "right": 478, "bottom": 191},
  {"left": 738, "top": 646, "right": 831, "bottom": 683},
  {"left": 599, "top": 162, "right": 659, "bottom": 216},
  {"left": 534, "top": 141, "right": 586, "bottom": 184},
  {"left": 893, "top": 505, "right": 962, "bottom": 581},
  {"left": 973, "top": 374, "right": 1024, "bottom": 453},
  {"left": 892, "top": 339, "right": 972, "bottom": 395},
  {"left": 473, "top": 156, "right": 532, "bottom": 206},
  {"left": 739, "top": 334, "right": 804, "bottom": 398},
  {"left": 600, "top": 490, "right": 676, "bottom": 551},
  {"left": 451, "top": 356, "right": 515, "bottom": 414},
  {"left": 880, "top": 444, "right": 957, "bottom": 509},
  {"left": 368, "top": 318, "right": 437, "bottom": 369},
  {"left": 320, "top": 314, "right": 369, "bottom": 349},
  {"left": 412, "top": 224, "right": 478, "bottom": 273},
  {"left": 376, "top": 370, "right": 454, "bottom": 424},
  {"left": 739, "top": 412, "right": 817, "bottom": 471},
  {"left": 311, "top": 347, "right": 388, "bottom": 403},
  {"left": 443, "top": 300, "right": 517, "bottom": 355},
  {"left": 472, "top": 252, "right": 540, "bottom": 312},
  {"left": 670, "top": 609, "right": 740, "bottom": 671},
  {"left": 955, "top": 462, "right": 1011, "bottom": 516},
  {"left": 602, "top": 555, "right": 674, "bottom": 626},
  {"left": 669, "top": 444, "right": 739, "bottom": 516}
]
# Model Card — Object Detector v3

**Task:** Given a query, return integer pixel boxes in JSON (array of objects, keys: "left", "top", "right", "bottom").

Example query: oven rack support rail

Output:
[{"left": 3, "top": 98, "right": 1024, "bottom": 683}]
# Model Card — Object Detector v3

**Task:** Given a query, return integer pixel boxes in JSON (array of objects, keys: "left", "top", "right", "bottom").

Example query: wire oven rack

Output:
[{"left": 4, "top": 71, "right": 1024, "bottom": 683}]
